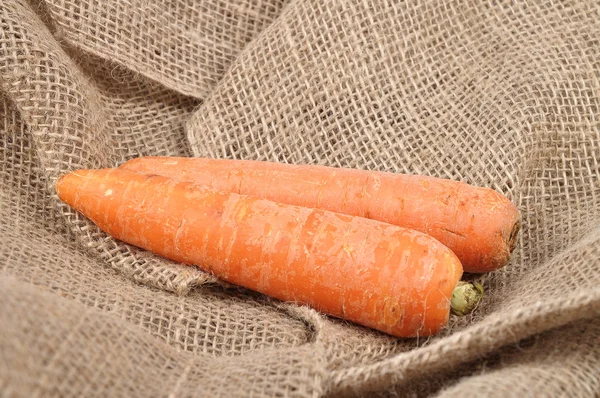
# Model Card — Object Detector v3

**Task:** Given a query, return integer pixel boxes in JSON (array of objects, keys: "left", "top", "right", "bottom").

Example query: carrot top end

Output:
[
  {"left": 450, "top": 281, "right": 484, "bottom": 316},
  {"left": 508, "top": 220, "right": 521, "bottom": 253}
]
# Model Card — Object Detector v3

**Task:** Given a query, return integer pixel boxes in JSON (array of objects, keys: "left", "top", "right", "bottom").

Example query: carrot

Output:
[
  {"left": 55, "top": 168, "right": 481, "bottom": 337},
  {"left": 120, "top": 157, "right": 520, "bottom": 273}
]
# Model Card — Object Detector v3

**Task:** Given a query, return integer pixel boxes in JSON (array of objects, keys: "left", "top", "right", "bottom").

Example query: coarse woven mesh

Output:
[{"left": 1, "top": 0, "right": 599, "bottom": 396}]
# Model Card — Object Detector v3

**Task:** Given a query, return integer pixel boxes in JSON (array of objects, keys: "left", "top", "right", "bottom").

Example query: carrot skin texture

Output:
[
  {"left": 120, "top": 157, "right": 520, "bottom": 273},
  {"left": 56, "top": 169, "right": 463, "bottom": 337}
]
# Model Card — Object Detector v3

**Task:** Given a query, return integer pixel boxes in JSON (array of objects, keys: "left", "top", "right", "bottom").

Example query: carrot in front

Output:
[
  {"left": 56, "top": 168, "right": 465, "bottom": 337},
  {"left": 120, "top": 157, "right": 520, "bottom": 273}
]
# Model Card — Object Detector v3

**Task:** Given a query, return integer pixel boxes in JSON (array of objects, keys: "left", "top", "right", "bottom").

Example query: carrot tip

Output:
[
  {"left": 450, "top": 281, "right": 484, "bottom": 316},
  {"left": 55, "top": 173, "right": 71, "bottom": 200}
]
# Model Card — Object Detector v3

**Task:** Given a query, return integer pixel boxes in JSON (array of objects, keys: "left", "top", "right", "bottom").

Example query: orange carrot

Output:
[
  {"left": 56, "top": 168, "right": 476, "bottom": 337},
  {"left": 120, "top": 157, "right": 520, "bottom": 273}
]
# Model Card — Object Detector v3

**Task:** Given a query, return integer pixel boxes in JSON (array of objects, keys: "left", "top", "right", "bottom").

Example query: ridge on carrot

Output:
[
  {"left": 56, "top": 168, "right": 481, "bottom": 338},
  {"left": 120, "top": 157, "right": 520, "bottom": 273}
]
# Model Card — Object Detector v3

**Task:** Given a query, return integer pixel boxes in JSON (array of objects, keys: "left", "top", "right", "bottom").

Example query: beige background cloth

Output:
[{"left": 1, "top": 0, "right": 599, "bottom": 396}]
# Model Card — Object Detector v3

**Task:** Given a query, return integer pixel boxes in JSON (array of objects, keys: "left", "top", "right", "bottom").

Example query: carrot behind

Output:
[
  {"left": 56, "top": 168, "right": 464, "bottom": 337},
  {"left": 120, "top": 157, "right": 520, "bottom": 273}
]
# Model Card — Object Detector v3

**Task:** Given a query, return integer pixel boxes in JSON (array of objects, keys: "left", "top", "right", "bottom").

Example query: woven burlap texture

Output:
[{"left": 1, "top": 0, "right": 599, "bottom": 396}]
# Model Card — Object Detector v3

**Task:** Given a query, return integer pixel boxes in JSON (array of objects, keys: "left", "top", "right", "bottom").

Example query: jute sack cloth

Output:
[{"left": 1, "top": 0, "right": 599, "bottom": 396}]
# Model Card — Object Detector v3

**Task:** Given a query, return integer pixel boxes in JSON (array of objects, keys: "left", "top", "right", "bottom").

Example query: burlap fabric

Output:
[{"left": 1, "top": 0, "right": 599, "bottom": 396}]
